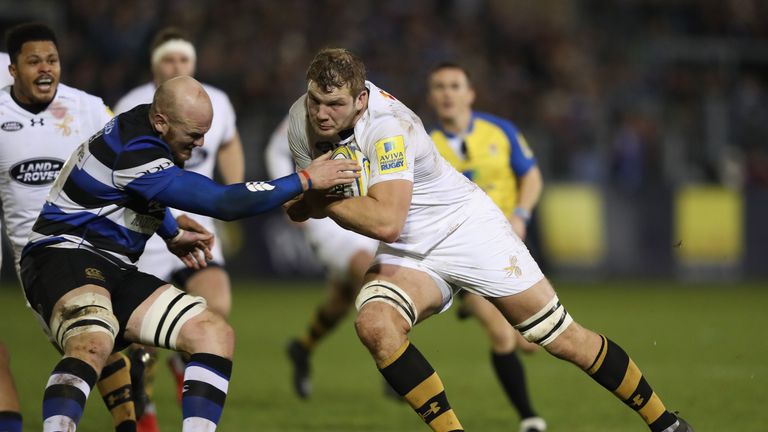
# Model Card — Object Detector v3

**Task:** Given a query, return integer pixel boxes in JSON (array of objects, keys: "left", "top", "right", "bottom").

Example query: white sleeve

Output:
[
  {"left": 265, "top": 116, "right": 296, "bottom": 179},
  {"left": 363, "top": 118, "right": 415, "bottom": 188},
  {"left": 287, "top": 96, "right": 313, "bottom": 170}
]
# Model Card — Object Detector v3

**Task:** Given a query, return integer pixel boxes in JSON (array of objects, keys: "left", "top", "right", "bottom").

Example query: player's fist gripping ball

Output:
[{"left": 331, "top": 145, "right": 370, "bottom": 197}]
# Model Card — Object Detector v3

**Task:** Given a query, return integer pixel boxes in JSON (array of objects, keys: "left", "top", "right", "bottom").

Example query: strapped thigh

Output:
[
  {"left": 138, "top": 286, "right": 207, "bottom": 350},
  {"left": 355, "top": 280, "right": 418, "bottom": 328},
  {"left": 49, "top": 292, "right": 119, "bottom": 351}
]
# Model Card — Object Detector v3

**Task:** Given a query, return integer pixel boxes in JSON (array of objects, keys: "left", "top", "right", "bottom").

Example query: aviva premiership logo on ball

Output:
[
  {"left": 331, "top": 145, "right": 370, "bottom": 197},
  {"left": 375, "top": 136, "right": 406, "bottom": 174}
]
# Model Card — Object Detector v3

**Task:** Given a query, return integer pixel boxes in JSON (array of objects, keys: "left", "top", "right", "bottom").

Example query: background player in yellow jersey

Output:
[{"left": 428, "top": 63, "right": 546, "bottom": 432}]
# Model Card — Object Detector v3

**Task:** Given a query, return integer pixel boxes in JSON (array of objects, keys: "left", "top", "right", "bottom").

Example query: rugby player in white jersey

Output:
[
  {"left": 0, "top": 50, "right": 21, "bottom": 432},
  {"left": 0, "top": 23, "right": 138, "bottom": 432},
  {"left": 265, "top": 116, "right": 378, "bottom": 399},
  {"left": 114, "top": 27, "right": 244, "bottom": 429},
  {"left": 286, "top": 48, "right": 694, "bottom": 432}
]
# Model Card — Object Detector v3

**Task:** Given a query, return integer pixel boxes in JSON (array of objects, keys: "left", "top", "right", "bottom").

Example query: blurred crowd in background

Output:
[{"left": 3, "top": 0, "right": 767, "bottom": 188}]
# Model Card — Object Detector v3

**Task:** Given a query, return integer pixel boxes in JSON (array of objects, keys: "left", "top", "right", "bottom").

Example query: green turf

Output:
[{"left": 1, "top": 280, "right": 766, "bottom": 431}]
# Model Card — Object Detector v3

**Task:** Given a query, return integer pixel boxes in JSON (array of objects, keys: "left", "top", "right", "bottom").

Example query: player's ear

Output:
[
  {"left": 151, "top": 112, "right": 170, "bottom": 135},
  {"left": 355, "top": 89, "right": 368, "bottom": 110},
  {"left": 8, "top": 63, "right": 16, "bottom": 81}
]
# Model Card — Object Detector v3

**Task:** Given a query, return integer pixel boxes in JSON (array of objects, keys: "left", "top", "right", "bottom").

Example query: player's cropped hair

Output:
[
  {"left": 151, "top": 27, "right": 192, "bottom": 51},
  {"left": 306, "top": 48, "right": 367, "bottom": 97},
  {"left": 5, "top": 22, "right": 58, "bottom": 64},
  {"left": 430, "top": 62, "right": 472, "bottom": 84}
]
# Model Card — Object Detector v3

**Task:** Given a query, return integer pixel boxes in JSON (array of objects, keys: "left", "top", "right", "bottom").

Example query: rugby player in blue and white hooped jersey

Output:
[
  {"left": 0, "top": 23, "right": 138, "bottom": 432},
  {"left": 20, "top": 76, "right": 359, "bottom": 432},
  {"left": 114, "top": 28, "right": 244, "bottom": 426},
  {"left": 287, "top": 49, "right": 694, "bottom": 432}
]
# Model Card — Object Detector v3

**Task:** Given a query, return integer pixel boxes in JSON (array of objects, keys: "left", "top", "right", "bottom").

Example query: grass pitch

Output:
[{"left": 1, "top": 280, "right": 765, "bottom": 431}]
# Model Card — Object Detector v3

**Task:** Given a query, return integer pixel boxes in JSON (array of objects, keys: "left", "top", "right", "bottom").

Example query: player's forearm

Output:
[
  {"left": 326, "top": 195, "right": 406, "bottom": 243},
  {"left": 155, "top": 170, "right": 305, "bottom": 221},
  {"left": 515, "top": 166, "right": 543, "bottom": 214}
]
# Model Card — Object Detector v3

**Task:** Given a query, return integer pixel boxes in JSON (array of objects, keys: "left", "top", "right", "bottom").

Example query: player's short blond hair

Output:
[{"left": 306, "top": 48, "right": 367, "bottom": 97}]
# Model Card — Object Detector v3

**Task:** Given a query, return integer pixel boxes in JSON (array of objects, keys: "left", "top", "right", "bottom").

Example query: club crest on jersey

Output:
[
  {"left": 375, "top": 135, "right": 406, "bottom": 174},
  {"left": 10, "top": 158, "right": 64, "bottom": 186},
  {"left": 1, "top": 121, "right": 23, "bottom": 132}
]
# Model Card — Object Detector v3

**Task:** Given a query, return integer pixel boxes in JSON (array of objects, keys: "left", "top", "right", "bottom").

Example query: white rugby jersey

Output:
[
  {"left": 288, "top": 81, "right": 482, "bottom": 254},
  {"left": 115, "top": 82, "right": 237, "bottom": 265},
  {"left": 0, "top": 52, "right": 12, "bottom": 88},
  {"left": 0, "top": 83, "right": 111, "bottom": 264}
]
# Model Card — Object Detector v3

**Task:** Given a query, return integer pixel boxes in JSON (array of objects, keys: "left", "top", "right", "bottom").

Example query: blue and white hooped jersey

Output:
[{"left": 25, "top": 104, "right": 181, "bottom": 265}]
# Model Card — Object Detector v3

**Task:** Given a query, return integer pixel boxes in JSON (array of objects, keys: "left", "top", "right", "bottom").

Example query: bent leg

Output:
[
  {"left": 125, "top": 285, "right": 234, "bottom": 432},
  {"left": 44, "top": 285, "right": 117, "bottom": 432},
  {"left": 355, "top": 264, "right": 463, "bottom": 432},
  {"left": 491, "top": 278, "right": 685, "bottom": 432}
]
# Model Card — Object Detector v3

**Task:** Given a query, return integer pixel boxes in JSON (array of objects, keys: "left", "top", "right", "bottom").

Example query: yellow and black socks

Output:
[
  {"left": 587, "top": 335, "right": 678, "bottom": 432},
  {"left": 97, "top": 352, "right": 137, "bottom": 432},
  {"left": 379, "top": 342, "right": 463, "bottom": 432},
  {"left": 300, "top": 307, "right": 343, "bottom": 350},
  {"left": 42, "top": 357, "right": 98, "bottom": 431},
  {"left": 0, "top": 411, "right": 22, "bottom": 432},
  {"left": 491, "top": 350, "right": 538, "bottom": 420}
]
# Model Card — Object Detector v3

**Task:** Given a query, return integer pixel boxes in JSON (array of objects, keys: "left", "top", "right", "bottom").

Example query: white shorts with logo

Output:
[
  {"left": 375, "top": 196, "right": 545, "bottom": 311},
  {"left": 304, "top": 217, "right": 380, "bottom": 281}
]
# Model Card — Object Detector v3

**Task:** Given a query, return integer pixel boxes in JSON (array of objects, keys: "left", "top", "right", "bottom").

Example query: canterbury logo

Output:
[
  {"left": 631, "top": 394, "right": 645, "bottom": 407},
  {"left": 85, "top": 267, "right": 105, "bottom": 282},
  {"left": 246, "top": 181, "right": 275, "bottom": 192},
  {"left": 504, "top": 256, "right": 522, "bottom": 278},
  {"left": 419, "top": 402, "right": 441, "bottom": 420}
]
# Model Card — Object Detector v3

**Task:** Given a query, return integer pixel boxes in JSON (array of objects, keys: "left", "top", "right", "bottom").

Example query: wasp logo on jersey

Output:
[
  {"left": 10, "top": 158, "right": 64, "bottom": 186},
  {"left": 1, "top": 121, "right": 23, "bottom": 132},
  {"left": 375, "top": 135, "right": 406, "bottom": 174}
]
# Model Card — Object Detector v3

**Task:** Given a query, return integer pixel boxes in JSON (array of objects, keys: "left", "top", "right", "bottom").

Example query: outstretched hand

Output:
[
  {"left": 165, "top": 214, "right": 214, "bottom": 270},
  {"left": 304, "top": 151, "right": 360, "bottom": 190}
]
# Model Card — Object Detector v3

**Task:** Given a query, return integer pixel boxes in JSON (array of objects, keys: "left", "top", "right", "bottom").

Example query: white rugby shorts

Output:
[{"left": 375, "top": 195, "right": 544, "bottom": 311}]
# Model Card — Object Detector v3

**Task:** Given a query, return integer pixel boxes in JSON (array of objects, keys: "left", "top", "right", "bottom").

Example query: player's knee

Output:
[
  {"left": 513, "top": 294, "right": 574, "bottom": 349},
  {"left": 64, "top": 332, "right": 115, "bottom": 369},
  {"left": 178, "top": 310, "right": 235, "bottom": 358},
  {"left": 354, "top": 302, "right": 409, "bottom": 348}
]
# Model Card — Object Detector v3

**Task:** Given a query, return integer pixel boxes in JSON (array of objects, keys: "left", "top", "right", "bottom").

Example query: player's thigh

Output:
[
  {"left": 122, "top": 277, "right": 206, "bottom": 351},
  {"left": 486, "top": 277, "right": 557, "bottom": 326}
]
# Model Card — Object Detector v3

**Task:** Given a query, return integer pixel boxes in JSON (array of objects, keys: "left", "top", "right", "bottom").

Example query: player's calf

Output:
[{"left": 516, "top": 296, "right": 689, "bottom": 432}]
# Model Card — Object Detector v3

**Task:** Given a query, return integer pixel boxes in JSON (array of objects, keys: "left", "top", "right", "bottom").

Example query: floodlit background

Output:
[{"left": 0, "top": 1, "right": 766, "bottom": 430}]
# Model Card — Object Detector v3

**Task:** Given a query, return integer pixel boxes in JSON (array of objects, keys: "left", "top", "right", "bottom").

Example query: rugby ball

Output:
[{"left": 331, "top": 145, "right": 370, "bottom": 197}]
